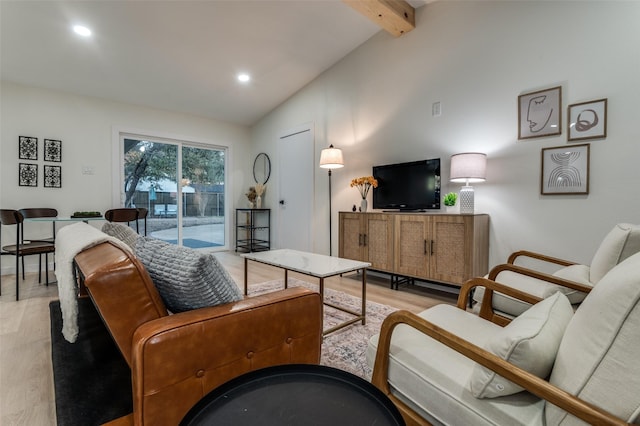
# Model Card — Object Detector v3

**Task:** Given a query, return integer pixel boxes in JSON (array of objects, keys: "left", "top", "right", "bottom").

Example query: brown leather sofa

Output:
[{"left": 72, "top": 241, "right": 323, "bottom": 426}]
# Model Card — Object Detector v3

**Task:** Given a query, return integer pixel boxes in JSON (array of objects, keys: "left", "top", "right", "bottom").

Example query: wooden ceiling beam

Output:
[{"left": 343, "top": 0, "right": 415, "bottom": 37}]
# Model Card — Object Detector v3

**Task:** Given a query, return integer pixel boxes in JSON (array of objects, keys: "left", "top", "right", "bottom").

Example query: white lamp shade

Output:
[
  {"left": 319, "top": 145, "right": 344, "bottom": 169},
  {"left": 450, "top": 152, "right": 487, "bottom": 183}
]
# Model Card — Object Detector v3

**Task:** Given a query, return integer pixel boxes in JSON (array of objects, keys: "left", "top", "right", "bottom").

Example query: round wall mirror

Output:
[{"left": 253, "top": 153, "right": 271, "bottom": 184}]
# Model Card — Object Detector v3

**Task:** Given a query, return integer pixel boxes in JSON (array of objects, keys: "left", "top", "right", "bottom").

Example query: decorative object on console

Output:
[
  {"left": 443, "top": 192, "right": 458, "bottom": 213},
  {"left": 450, "top": 152, "right": 487, "bottom": 214},
  {"left": 319, "top": 144, "right": 344, "bottom": 256},
  {"left": 255, "top": 183, "right": 266, "bottom": 208},
  {"left": 245, "top": 186, "right": 257, "bottom": 208},
  {"left": 568, "top": 98, "right": 607, "bottom": 141},
  {"left": 518, "top": 86, "right": 562, "bottom": 139},
  {"left": 350, "top": 176, "right": 378, "bottom": 213},
  {"left": 541, "top": 143, "right": 590, "bottom": 195}
]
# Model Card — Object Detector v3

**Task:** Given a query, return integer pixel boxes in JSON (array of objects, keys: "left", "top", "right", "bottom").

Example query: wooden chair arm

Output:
[
  {"left": 458, "top": 277, "right": 542, "bottom": 326},
  {"left": 507, "top": 250, "right": 578, "bottom": 268},
  {"left": 488, "top": 263, "right": 594, "bottom": 294},
  {"left": 371, "top": 310, "right": 630, "bottom": 426}
]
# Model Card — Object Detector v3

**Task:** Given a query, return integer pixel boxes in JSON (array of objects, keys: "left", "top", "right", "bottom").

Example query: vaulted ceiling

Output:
[{"left": 1, "top": 1, "right": 426, "bottom": 126}]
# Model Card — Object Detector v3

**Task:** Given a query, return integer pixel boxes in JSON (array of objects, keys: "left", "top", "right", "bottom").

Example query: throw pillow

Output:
[
  {"left": 468, "top": 292, "right": 573, "bottom": 398},
  {"left": 589, "top": 223, "right": 640, "bottom": 284},
  {"left": 134, "top": 237, "right": 242, "bottom": 313},
  {"left": 101, "top": 222, "right": 140, "bottom": 249}
]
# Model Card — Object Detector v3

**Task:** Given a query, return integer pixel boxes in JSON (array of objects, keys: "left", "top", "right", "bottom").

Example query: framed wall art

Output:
[
  {"left": 568, "top": 98, "right": 607, "bottom": 141},
  {"left": 44, "top": 165, "right": 62, "bottom": 188},
  {"left": 19, "top": 163, "right": 38, "bottom": 187},
  {"left": 19, "top": 136, "right": 38, "bottom": 160},
  {"left": 541, "top": 143, "right": 590, "bottom": 195},
  {"left": 518, "top": 86, "right": 562, "bottom": 140},
  {"left": 44, "top": 139, "right": 62, "bottom": 162}
]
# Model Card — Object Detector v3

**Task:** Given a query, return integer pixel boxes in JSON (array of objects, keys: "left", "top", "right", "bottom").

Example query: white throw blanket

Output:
[{"left": 55, "top": 222, "right": 132, "bottom": 342}]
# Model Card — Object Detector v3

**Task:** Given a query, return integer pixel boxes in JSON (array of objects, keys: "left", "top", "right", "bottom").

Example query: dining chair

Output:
[
  {"left": 19, "top": 207, "right": 58, "bottom": 272},
  {"left": 136, "top": 207, "right": 148, "bottom": 236},
  {"left": 0, "top": 209, "right": 56, "bottom": 300},
  {"left": 104, "top": 208, "right": 140, "bottom": 233}
]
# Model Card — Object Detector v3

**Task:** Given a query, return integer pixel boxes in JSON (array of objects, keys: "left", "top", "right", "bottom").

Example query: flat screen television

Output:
[{"left": 372, "top": 159, "right": 441, "bottom": 211}]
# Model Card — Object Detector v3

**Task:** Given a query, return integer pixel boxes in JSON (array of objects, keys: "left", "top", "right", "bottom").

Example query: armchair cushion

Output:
[
  {"left": 469, "top": 292, "right": 573, "bottom": 398},
  {"left": 135, "top": 237, "right": 242, "bottom": 313},
  {"left": 366, "top": 305, "right": 545, "bottom": 425},
  {"left": 589, "top": 223, "right": 640, "bottom": 284}
]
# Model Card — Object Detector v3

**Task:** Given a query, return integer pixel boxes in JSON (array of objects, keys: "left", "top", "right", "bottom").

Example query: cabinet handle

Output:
[
  {"left": 424, "top": 240, "right": 427, "bottom": 255},
  {"left": 364, "top": 234, "right": 368, "bottom": 247},
  {"left": 431, "top": 240, "right": 435, "bottom": 255}
]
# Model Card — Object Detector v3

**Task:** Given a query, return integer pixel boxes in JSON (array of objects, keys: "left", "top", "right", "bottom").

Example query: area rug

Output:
[
  {"left": 248, "top": 278, "right": 397, "bottom": 379},
  {"left": 50, "top": 280, "right": 395, "bottom": 425},
  {"left": 50, "top": 298, "right": 132, "bottom": 426}
]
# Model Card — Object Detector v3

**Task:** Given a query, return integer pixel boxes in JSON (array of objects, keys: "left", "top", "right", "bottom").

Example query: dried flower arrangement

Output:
[
  {"left": 246, "top": 187, "right": 257, "bottom": 203},
  {"left": 350, "top": 176, "right": 378, "bottom": 199},
  {"left": 255, "top": 183, "right": 266, "bottom": 196}
]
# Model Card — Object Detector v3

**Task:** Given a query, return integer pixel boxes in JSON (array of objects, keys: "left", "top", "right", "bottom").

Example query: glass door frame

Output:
[{"left": 112, "top": 127, "right": 230, "bottom": 251}]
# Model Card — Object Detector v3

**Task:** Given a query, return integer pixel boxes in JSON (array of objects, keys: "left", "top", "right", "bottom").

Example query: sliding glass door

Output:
[{"left": 122, "top": 136, "right": 226, "bottom": 249}]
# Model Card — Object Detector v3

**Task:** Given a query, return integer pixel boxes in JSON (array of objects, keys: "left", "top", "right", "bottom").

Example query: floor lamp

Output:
[{"left": 319, "top": 144, "right": 344, "bottom": 256}]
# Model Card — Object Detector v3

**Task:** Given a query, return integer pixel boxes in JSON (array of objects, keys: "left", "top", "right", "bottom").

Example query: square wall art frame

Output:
[
  {"left": 44, "top": 139, "right": 62, "bottom": 162},
  {"left": 19, "top": 136, "right": 38, "bottom": 160},
  {"left": 19, "top": 163, "right": 38, "bottom": 187},
  {"left": 568, "top": 98, "right": 607, "bottom": 141},
  {"left": 541, "top": 143, "right": 590, "bottom": 195},
  {"left": 518, "top": 86, "right": 562, "bottom": 140},
  {"left": 44, "top": 165, "right": 62, "bottom": 188}
]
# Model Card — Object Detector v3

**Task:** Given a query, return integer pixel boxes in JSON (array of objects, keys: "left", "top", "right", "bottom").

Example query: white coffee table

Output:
[{"left": 242, "top": 249, "right": 371, "bottom": 335}]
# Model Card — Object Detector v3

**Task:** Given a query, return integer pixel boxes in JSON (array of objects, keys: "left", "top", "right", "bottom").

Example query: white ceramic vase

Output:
[{"left": 360, "top": 199, "right": 368, "bottom": 212}]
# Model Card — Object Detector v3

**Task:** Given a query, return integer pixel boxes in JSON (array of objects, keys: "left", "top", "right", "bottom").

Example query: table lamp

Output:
[
  {"left": 449, "top": 152, "right": 486, "bottom": 214},
  {"left": 319, "top": 144, "right": 344, "bottom": 256}
]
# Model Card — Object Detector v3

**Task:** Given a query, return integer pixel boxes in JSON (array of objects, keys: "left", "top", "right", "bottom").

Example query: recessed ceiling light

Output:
[
  {"left": 237, "top": 73, "right": 251, "bottom": 83},
  {"left": 73, "top": 25, "right": 92, "bottom": 37}
]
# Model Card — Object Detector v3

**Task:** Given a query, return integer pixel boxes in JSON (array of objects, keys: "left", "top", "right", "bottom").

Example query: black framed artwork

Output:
[
  {"left": 44, "top": 165, "right": 62, "bottom": 188},
  {"left": 44, "top": 139, "right": 62, "bottom": 162},
  {"left": 19, "top": 136, "right": 38, "bottom": 160},
  {"left": 19, "top": 163, "right": 38, "bottom": 187}
]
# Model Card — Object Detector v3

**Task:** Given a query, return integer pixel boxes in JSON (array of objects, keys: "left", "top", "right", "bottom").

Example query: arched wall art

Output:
[{"left": 541, "top": 143, "right": 590, "bottom": 195}]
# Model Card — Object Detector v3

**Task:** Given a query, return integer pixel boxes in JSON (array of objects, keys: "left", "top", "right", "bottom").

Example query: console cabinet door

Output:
[
  {"left": 339, "top": 212, "right": 365, "bottom": 261},
  {"left": 363, "top": 214, "right": 394, "bottom": 272},
  {"left": 394, "top": 215, "right": 430, "bottom": 279},
  {"left": 429, "top": 215, "right": 468, "bottom": 284}
]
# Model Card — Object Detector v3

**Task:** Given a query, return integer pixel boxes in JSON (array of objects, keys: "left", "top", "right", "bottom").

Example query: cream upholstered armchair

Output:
[
  {"left": 472, "top": 223, "right": 640, "bottom": 320},
  {"left": 367, "top": 251, "right": 640, "bottom": 426}
]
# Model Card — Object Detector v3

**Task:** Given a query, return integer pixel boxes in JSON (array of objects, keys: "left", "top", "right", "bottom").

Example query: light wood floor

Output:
[{"left": 0, "top": 251, "right": 457, "bottom": 426}]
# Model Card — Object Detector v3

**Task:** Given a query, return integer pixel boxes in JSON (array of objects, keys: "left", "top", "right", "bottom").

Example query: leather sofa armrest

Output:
[
  {"left": 507, "top": 249, "right": 578, "bottom": 268},
  {"left": 371, "top": 310, "right": 630, "bottom": 426},
  {"left": 129, "top": 287, "right": 322, "bottom": 426}
]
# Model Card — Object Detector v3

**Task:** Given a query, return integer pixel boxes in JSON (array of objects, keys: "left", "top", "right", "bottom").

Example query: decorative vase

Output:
[
  {"left": 249, "top": 201, "right": 255, "bottom": 209},
  {"left": 360, "top": 199, "right": 368, "bottom": 212},
  {"left": 256, "top": 195, "right": 262, "bottom": 209},
  {"left": 445, "top": 205, "right": 458, "bottom": 214}
]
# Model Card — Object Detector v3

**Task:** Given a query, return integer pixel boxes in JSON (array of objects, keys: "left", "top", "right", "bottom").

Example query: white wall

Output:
[
  {"left": 1, "top": 82, "right": 250, "bottom": 273},
  {"left": 251, "top": 0, "right": 640, "bottom": 267}
]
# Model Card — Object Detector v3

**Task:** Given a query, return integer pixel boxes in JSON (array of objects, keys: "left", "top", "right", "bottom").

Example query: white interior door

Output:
[{"left": 278, "top": 126, "right": 314, "bottom": 251}]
